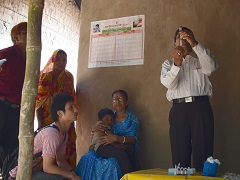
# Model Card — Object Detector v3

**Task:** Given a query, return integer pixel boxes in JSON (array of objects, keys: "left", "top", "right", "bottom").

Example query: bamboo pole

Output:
[{"left": 17, "top": 0, "right": 44, "bottom": 179}]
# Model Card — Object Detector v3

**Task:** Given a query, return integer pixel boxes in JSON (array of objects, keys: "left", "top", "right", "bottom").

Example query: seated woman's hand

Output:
[
  {"left": 99, "top": 133, "right": 117, "bottom": 145},
  {"left": 91, "top": 121, "right": 106, "bottom": 133}
]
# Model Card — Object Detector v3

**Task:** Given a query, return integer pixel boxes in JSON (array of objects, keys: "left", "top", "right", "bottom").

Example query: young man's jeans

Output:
[{"left": 9, "top": 171, "right": 67, "bottom": 180}]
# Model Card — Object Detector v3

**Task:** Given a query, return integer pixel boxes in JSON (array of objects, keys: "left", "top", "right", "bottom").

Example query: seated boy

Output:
[{"left": 90, "top": 108, "right": 126, "bottom": 152}]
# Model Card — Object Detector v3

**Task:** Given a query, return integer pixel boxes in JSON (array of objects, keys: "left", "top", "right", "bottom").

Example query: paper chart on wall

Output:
[{"left": 88, "top": 15, "right": 145, "bottom": 68}]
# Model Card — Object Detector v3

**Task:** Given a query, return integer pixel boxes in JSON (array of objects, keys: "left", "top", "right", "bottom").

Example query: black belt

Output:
[
  {"left": 173, "top": 96, "right": 209, "bottom": 104},
  {"left": 0, "top": 97, "right": 20, "bottom": 108}
]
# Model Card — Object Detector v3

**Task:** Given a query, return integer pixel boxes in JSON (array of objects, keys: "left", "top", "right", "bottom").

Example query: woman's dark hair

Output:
[
  {"left": 51, "top": 93, "right": 74, "bottom": 122},
  {"left": 98, "top": 108, "right": 114, "bottom": 121},
  {"left": 111, "top": 90, "right": 128, "bottom": 100},
  {"left": 174, "top": 26, "right": 193, "bottom": 42}
]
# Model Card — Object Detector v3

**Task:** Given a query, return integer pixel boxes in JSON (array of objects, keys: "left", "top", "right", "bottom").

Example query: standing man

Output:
[
  {"left": 9, "top": 93, "right": 81, "bottom": 180},
  {"left": 0, "top": 22, "right": 27, "bottom": 169},
  {"left": 160, "top": 27, "right": 218, "bottom": 171}
]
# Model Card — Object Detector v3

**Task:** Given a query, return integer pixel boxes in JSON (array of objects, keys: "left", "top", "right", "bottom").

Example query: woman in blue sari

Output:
[{"left": 76, "top": 90, "right": 140, "bottom": 180}]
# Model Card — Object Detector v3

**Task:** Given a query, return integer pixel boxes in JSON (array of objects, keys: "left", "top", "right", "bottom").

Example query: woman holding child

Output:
[{"left": 76, "top": 90, "right": 140, "bottom": 179}]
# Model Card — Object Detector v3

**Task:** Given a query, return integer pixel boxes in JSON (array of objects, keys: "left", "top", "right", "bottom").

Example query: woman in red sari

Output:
[{"left": 35, "top": 49, "right": 76, "bottom": 167}]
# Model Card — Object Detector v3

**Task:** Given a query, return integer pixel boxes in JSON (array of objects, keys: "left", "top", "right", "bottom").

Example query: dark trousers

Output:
[
  {"left": 96, "top": 144, "right": 141, "bottom": 175},
  {"left": 0, "top": 100, "right": 20, "bottom": 168},
  {"left": 169, "top": 100, "right": 214, "bottom": 172},
  {"left": 124, "top": 144, "right": 141, "bottom": 171}
]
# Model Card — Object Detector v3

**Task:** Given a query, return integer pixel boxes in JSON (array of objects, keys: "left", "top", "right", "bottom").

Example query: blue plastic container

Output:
[{"left": 202, "top": 161, "right": 218, "bottom": 177}]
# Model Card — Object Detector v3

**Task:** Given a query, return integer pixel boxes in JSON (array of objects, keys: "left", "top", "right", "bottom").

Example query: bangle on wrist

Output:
[{"left": 122, "top": 136, "right": 126, "bottom": 143}]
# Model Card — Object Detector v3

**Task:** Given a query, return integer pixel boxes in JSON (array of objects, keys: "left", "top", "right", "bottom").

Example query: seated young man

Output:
[{"left": 9, "top": 93, "right": 81, "bottom": 180}]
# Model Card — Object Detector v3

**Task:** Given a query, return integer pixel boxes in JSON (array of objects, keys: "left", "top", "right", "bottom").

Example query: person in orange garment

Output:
[{"left": 35, "top": 49, "right": 76, "bottom": 167}]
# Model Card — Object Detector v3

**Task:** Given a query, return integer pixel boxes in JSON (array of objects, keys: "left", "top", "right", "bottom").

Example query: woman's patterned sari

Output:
[{"left": 36, "top": 49, "right": 76, "bottom": 167}]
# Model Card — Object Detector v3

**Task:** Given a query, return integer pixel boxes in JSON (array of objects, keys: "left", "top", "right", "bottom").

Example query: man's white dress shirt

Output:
[{"left": 161, "top": 43, "right": 218, "bottom": 101}]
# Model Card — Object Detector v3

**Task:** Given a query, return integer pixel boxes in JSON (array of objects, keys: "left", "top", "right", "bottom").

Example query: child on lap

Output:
[{"left": 90, "top": 108, "right": 125, "bottom": 152}]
